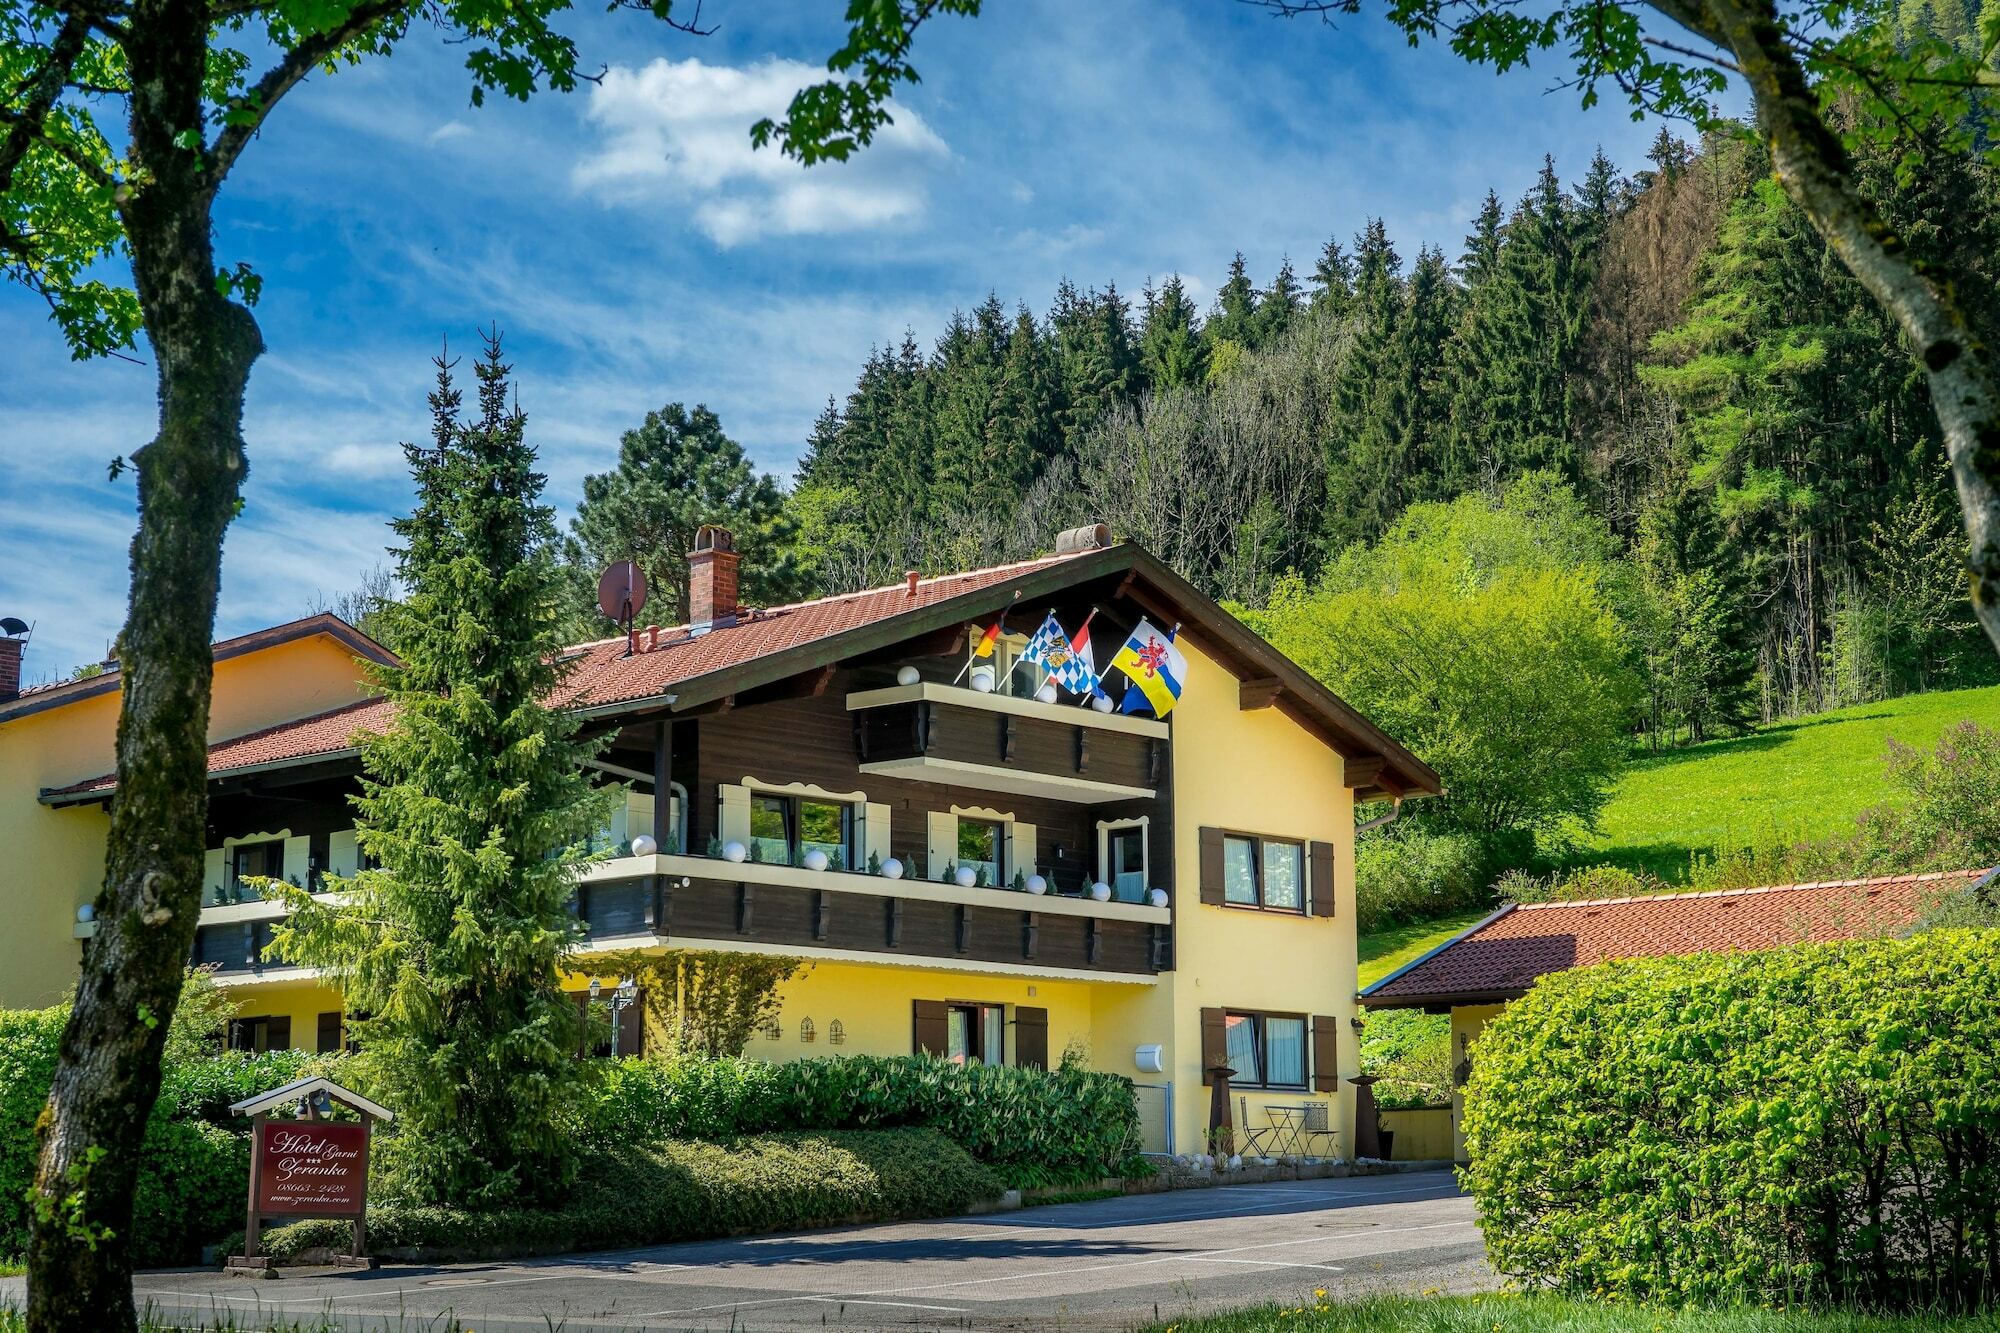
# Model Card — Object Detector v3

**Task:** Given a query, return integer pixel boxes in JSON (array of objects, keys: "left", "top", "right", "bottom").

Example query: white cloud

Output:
[{"left": 573, "top": 57, "right": 949, "bottom": 246}]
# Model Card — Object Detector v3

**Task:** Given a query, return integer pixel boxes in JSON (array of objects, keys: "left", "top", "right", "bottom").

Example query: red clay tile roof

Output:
[
  {"left": 48, "top": 697, "right": 393, "bottom": 798},
  {"left": 1360, "top": 868, "right": 1988, "bottom": 1008},
  {"left": 45, "top": 556, "right": 1095, "bottom": 801},
  {"left": 42, "top": 545, "right": 1446, "bottom": 802},
  {"left": 551, "top": 552, "right": 1090, "bottom": 712}
]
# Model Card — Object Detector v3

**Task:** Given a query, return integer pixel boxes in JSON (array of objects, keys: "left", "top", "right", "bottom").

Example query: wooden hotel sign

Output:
[{"left": 227, "top": 1075, "right": 394, "bottom": 1270}]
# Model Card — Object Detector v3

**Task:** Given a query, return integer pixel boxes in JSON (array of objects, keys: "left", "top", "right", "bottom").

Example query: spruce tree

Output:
[
  {"left": 1140, "top": 275, "right": 1208, "bottom": 389},
  {"left": 1256, "top": 256, "right": 1304, "bottom": 347},
  {"left": 565, "top": 402, "right": 796, "bottom": 629},
  {"left": 271, "top": 333, "right": 615, "bottom": 1209},
  {"left": 1206, "top": 252, "right": 1261, "bottom": 348},
  {"left": 1309, "top": 237, "right": 1356, "bottom": 319}
]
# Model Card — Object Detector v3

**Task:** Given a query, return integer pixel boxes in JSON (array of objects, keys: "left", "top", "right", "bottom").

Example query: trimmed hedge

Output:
[
  {"left": 583, "top": 1053, "right": 1142, "bottom": 1187},
  {"left": 257, "top": 1128, "right": 1002, "bottom": 1262},
  {"left": 0, "top": 1002, "right": 318, "bottom": 1266},
  {"left": 1463, "top": 930, "right": 2000, "bottom": 1309}
]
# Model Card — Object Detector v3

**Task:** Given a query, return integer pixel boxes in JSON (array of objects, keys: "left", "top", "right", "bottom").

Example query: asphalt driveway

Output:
[{"left": 10, "top": 1169, "right": 1489, "bottom": 1331}]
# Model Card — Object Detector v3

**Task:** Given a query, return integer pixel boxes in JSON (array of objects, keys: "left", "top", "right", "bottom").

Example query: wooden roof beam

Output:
[{"left": 1239, "top": 676, "right": 1282, "bottom": 710}]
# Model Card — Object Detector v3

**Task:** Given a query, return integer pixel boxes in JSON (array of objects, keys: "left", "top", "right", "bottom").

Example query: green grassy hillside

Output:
[{"left": 1585, "top": 685, "right": 2000, "bottom": 881}]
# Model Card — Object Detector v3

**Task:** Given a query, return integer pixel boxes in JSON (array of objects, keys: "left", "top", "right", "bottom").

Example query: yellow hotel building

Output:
[{"left": 0, "top": 529, "right": 1437, "bottom": 1158}]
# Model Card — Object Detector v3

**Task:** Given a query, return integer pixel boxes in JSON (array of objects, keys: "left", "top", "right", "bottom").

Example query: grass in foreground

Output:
[
  {"left": 1153, "top": 1293, "right": 2000, "bottom": 1332},
  {"left": 1585, "top": 685, "right": 2000, "bottom": 880},
  {"left": 1359, "top": 910, "right": 1491, "bottom": 987}
]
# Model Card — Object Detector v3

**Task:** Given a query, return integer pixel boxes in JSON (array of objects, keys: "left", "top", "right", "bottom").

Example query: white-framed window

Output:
[
  {"left": 1097, "top": 817, "right": 1150, "bottom": 902},
  {"left": 927, "top": 805, "right": 1036, "bottom": 888},
  {"left": 749, "top": 791, "right": 855, "bottom": 869},
  {"left": 720, "top": 780, "right": 879, "bottom": 869},
  {"left": 971, "top": 627, "right": 1049, "bottom": 701}
]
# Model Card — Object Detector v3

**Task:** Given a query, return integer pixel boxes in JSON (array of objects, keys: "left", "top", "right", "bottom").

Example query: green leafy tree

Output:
[
  {"left": 4, "top": 0, "right": 956, "bottom": 1315},
  {"left": 1249, "top": 478, "right": 1641, "bottom": 852},
  {"left": 270, "top": 334, "right": 615, "bottom": 1210},
  {"left": 565, "top": 403, "right": 796, "bottom": 630},
  {"left": 1248, "top": 0, "right": 2000, "bottom": 657}
]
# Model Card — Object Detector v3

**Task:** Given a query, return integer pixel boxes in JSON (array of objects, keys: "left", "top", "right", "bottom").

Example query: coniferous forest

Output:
[
  {"left": 536, "top": 107, "right": 2000, "bottom": 887},
  {"left": 771, "top": 123, "right": 2000, "bottom": 738}
]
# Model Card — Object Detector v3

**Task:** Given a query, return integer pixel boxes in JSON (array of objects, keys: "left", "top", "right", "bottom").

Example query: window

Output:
[
  {"left": 956, "top": 818, "right": 1003, "bottom": 886},
  {"left": 1222, "top": 835, "right": 1305, "bottom": 912},
  {"left": 228, "top": 1014, "right": 291, "bottom": 1053},
  {"left": 749, "top": 793, "right": 854, "bottom": 869},
  {"left": 1108, "top": 824, "right": 1146, "bottom": 901},
  {"left": 946, "top": 1003, "right": 1007, "bottom": 1065},
  {"left": 1223, "top": 1012, "right": 1308, "bottom": 1088},
  {"left": 988, "top": 633, "right": 1049, "bottom": 700},
  {"left": 228, "top": 840, "right": 284, "bottom": 902}
]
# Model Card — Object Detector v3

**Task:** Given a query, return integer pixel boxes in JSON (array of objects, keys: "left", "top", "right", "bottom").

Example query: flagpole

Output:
[{"left": 1070, "top": 607, "right": 1101, "bottom": 705}]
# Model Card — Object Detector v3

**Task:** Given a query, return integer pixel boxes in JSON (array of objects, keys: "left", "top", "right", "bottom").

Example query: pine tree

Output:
[
  {"left": 1205, "top": 252, "right": 1260, "bottom": 349},
  {"left": 1309, "top": 237, "right": 1356, "bottom": 320},
  {"left": 271, "top": 333, "right": 615, "bottom": 1208},
  {"left": 1140, "top": 275, "right": 1208, "bottom": 389},
  {"left": 1458, "top": 191, "right": 1505, "bottom": 287},
  {"left": 1256, "top": 256, "right": 1304, "bottom": 347},
  {"left": 564, "top": 403, "right": 796, "bottom": 630},
  {"left": 1323, "top": 220, "right": 1408, "bottom": 549},
  {"left": 1050, "top": 280, "right": 1141, "bottom": 452}
]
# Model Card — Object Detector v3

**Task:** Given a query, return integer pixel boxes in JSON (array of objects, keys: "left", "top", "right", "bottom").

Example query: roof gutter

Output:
[{"left": 1355, "top": 797, "right": 1403, "bottom": 837}]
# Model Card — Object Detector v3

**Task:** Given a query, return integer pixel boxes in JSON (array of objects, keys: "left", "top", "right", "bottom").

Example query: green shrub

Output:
[
  {"left": 0, "top": 994, "right": 319, "bottom": 1266},
  {"left": 583, "top": 1053, "right": 1140, "bottom": 1186},
  {"left": 260, "top": 1128, "right": 1002, "bottom": 1262},
  {"left": 1463, "top": 930, "right": 2000, "bottom": 1308},
  {"left": 1355, "top": 828, "right": 1490, "bottom": 933}
]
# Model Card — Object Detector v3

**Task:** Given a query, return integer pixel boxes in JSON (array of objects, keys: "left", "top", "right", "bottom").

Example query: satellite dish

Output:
[
  {"left": 596, "top": 562, "right": 648, "bottom": 626},
  {"left": 0, "top": 618, "right": 27, "bottom": 638}
]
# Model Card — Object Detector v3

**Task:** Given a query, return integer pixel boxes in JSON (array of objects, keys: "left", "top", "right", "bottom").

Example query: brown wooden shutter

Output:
[
  {"left": 1309, "top": 840, "right": 1336, "bottom": 918},
  {"left": 1014, "top": 1006, "right": 1049, "bottom": 1070},
  {"left": 913, "top": 999, "right": 949, "bottom": 1057},
  {"left": 1199, "top": 828, "right": 1226, "bottom": 905},
  {"left": 267, "top": 1015, "right": 291, "bottom": 1052},
  {"left": 316, "top": 1011, "right": 342, "bottom": 1054},
  {"left": 1312, "top": 1014, "right": 1341, "bottom": 1092},
  {"left": 1200, "top": 1006, "right": 1227, "bottom": 1084}
]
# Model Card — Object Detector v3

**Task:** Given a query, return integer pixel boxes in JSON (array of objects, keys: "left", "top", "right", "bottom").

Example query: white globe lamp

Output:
[
  {"left": 895, "top": 665, "right": 922, "bottom": 686},
  {"left": 1025, "top": 874, "right": 1048, "bottom": 896},
  {"left": 802, "top": 848, "right": 830, "bottom": 872},
  {"left": 969, "top": 665, "right": 996, "bottom": 693},
  {"left": 1035, "top": 681, "right": 1059, "bottom": 704},
  {"left": 954, "top": 865, "right": 980, "bottom": 888},
  {"left": 1091, "top": 693, "right": 1114, "bottom": 713},
  {"left": 1148, "top": 887, "right": 1169, "bottom": 908},
  {"left": 880, "top": 856, "right": 904, "bottom": 880},
  {"left": 630, "top": 834, "right": 658, "bottom": 857},
  {"left": 1090, "top": 881, "right": 1112, "bottom": 902},
  {"left": 722, "top": 840, "right": 748, "bottom": 864}
]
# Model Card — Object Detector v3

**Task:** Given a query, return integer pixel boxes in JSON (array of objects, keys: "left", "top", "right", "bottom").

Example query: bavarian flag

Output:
[{"left": 1112, "top": 619, "right": 1187, "bottom": 717}]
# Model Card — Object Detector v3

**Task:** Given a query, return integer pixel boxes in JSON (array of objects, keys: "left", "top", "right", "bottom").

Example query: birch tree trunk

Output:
[
  {"left": 1651, "top": 0, "right": 2000, "bottom": 652},
  {"left": 25, "top": 2, "right": 260, "bottom": 1325}
]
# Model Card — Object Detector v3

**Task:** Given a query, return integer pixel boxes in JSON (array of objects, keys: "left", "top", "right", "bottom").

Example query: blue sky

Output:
[{"left": 0, "top": 0, "right": 1683, "bottom": 680}]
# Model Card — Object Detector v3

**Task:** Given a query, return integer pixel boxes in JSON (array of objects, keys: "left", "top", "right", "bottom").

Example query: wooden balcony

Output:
[
  {"left": 846, "top": 682, "right": 1166, "bottom": 804},
  {"left": 578, "top": 853, "right": 1174, "bottom": 980}
]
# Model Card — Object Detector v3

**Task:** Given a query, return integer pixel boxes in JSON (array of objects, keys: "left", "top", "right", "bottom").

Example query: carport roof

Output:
[{"left": 1358, "top": 867, "right": 1989, "bottom": 1010}]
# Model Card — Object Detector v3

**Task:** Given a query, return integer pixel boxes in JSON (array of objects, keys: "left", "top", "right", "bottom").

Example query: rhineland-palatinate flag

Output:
[{"left": 1112, "top": 619, "right": 1186, "bottom": 717}]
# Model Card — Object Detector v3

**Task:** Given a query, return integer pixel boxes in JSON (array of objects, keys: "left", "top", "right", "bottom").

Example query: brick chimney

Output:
[
  {"left": 0, "top": 634, "right": 22, "bottom": 703},
  {"left": 687, "top": 525, "right": 740, "bottom": 635}
]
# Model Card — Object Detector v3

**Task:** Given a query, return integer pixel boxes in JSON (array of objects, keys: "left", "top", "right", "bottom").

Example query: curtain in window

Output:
[
  {"left": 1223, "top": 837, "right": 1258, "bottom": 904},
  {"left": 1263, "top": 842, "right": 1303, "bottom": 910},
  {"left": 1223, "top": 1012, "right": 1259, "bottom": 1080},
  {"left": 1265, "top": 1016, "right": 1307, "bottom": 1087}
]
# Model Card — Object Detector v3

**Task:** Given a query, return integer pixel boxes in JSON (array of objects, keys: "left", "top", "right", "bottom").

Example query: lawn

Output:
[
  {"left": 1584, "top": 685, "right": 2000, "bottom": 881},
  {"left": 1152, "top": 1294, "right": 2000, "bottom": 1332},
  {"left": 1358, "top": 909, "right": 1491, "bottom": 987}
]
